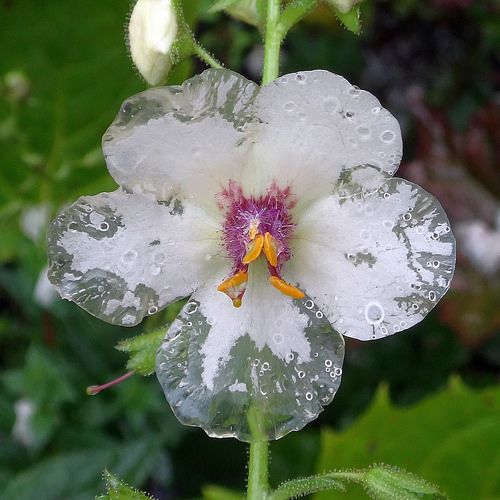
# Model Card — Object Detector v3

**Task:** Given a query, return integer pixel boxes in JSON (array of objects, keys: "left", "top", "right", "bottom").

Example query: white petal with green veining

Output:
[
  {"left": 288, "top": 174, "right": 455, "bottom": 340},
  {"left": 156, "top": 262, "right": 344, "bottom": 441},
  {"left": 248, "top": 70, "right": 402, "bottom": 205},
  {"left": 47, "top": 189, "right": 222, "bottom": 326},
  {"left": 102, "top": 69, "right": 258, "bottom": 211}
]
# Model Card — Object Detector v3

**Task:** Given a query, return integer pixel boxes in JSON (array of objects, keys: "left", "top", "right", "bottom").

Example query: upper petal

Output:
[
  {"left": 102, "top": 69, "right": 259, "bottom": 211},
  {"left": 287, "top": 174, "right": 456, "bottom": 340},
  {"left": 156, "top": 261, "right": 344, "bottom": 441},
  {"left": 248, "top": 70, "right": 402, "bottom": 206},
  {"left": 47, "top": 189, "right": 222, "bottom": 326}
]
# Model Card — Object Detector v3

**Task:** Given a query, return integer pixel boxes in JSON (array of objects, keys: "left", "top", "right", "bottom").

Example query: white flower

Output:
[
  {"left": 47, "top": 69, "right": 455, "bottom": 441},
  {"left": 128, "top": 0, "right": 177, "bottom": 85}
]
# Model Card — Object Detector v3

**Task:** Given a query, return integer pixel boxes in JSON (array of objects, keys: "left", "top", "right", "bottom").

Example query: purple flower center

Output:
[{"left": 219, "top": 181, "right": 295, "bottom": 273}]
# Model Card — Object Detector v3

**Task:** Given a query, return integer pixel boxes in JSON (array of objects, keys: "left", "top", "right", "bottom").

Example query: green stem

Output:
[
  {"left": 262, "top": 0, "right": 282, "bottom": 85},
  {"left": 192, "top": 41, "right": 224, "bottom": 69},
  {"left": 246, "top": 407, "right": 269, "bottom": 499},
  {"left": 247, "top": 440, "right": 269, "bottom": 500}
]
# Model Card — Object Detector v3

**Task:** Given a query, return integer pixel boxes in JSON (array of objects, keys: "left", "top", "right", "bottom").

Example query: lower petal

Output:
[
  {"left": 288, "top": 176, "right": 456, "bottom": 340},
  {"left": 47, "top": 189, "right": 221, "bottom": 326},
  {"left": 156, "top": 262, "right": 344, "bottom": 442}
]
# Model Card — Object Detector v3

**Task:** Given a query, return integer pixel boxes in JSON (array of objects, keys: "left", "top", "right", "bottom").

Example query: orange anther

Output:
[
  {"left": 217, "top": 271, "right": 248, "bottom": 307},
  {"left": 269, "top": 276, "right": 305, "bottom": 299},
  {"left": 263, "top": 232, "right": 278, "bottom": 267},
  {"left": 242, "top": 234, "right": 264, "bottom": 265},
  {"left": 217, "top": 270, "right": 248, "bottom": 293}
]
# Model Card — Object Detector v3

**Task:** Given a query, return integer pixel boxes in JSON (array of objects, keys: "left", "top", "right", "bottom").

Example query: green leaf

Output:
[
  {"left": 269, "top": 474, "right": 345, "bottom": 500},
  {"left": 314, "top": 378, "right": 500, "bottom": 500},
  {"left": 335, "top": 6, "right": 361, "bottom": 34},
  {"left": 208, "top": 0, "right": 242, "bottom": 13},
  {"left": 116, "top": 327, "right": 166, "bottom": 376},
  {"left": 202, "top": 485, "right": 245, "bottom": 500},
  {"left": 97, "top": 470, "right": 152, "bottom": 500},
  {"left": 362, "top": 464, "right": 446, "bottom": 499},
  {"left": 279, "top": 0, "right": 319, "bottom": 39}
]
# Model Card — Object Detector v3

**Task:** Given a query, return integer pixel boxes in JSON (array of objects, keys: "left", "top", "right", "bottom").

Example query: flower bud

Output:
[{"left": 128, "top": 0, "right": 177, "bottom": 85}]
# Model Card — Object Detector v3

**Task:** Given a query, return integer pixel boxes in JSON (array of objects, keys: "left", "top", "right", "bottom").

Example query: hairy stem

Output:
[
  {"left": 192, "top": 41, "right": 224, "bottom": 69},
  {"left": 246, "top": 407, "right": 269, "bottom": 499},
  {"left": 262, "top": 0, "right": 282, "bottom": 84}
]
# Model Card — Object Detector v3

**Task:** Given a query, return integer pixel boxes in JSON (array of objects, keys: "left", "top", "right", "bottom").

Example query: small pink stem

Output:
[{"left": 86, "top": 370, "right": 135, "bottom": 395}]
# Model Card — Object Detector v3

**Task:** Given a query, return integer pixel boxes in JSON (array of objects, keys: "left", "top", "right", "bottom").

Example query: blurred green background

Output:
[{"left": 1, "top": 0, "right": 499, "bottom": 498}]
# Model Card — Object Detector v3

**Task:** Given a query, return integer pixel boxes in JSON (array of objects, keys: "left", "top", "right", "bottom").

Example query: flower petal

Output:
[
  {"left": 48, "top": 189, "right": 221, "bottom": 326},
  {"left": 156, "top": 262, "right": 344, "bottom": 441},
  {"left": 288, "top": 174, "right": 456, "bottom": 340},
  {"left": 102, "top": 69, "right": 258, "bottom": 210},
  {"left": 249, "top": 70, "right": 401, "bottom": 205}
]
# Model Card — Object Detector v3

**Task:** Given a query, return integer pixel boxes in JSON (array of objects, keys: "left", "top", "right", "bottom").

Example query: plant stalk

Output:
[{"left": 262, "top": 0, "right": 282, "bottom": 84}]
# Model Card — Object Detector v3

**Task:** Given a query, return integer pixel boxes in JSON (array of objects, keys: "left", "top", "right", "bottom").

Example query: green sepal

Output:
[
  {"left": 208, "top": 0, "right": 242, "bottom": 13},
  {"left": 116, "top": 328, "right": 166, "bottom": 376},
  {"left": 335, "top": 5, "right": 361, "bottom": 34},
  {"left": 97, "top": 470, "right": 153, "bottom": 500},
  {"left": 362, "top": 464, "right": 448, "bottom": 499},
  {"left": 279, "top": 0, "right": 319, "bottom": 39},
  {"left": 268, "top": 474, "right": 346, "bottom": 500}
]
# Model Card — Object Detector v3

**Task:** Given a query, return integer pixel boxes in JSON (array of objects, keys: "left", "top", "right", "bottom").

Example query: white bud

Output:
[{"left": 128, "top": 0, "right": 177, "bottom": 85}]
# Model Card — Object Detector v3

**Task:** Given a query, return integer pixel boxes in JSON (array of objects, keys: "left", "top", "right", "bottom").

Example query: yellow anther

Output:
[
  {"left": 217, "top": 270, "right": 248, "bottom": 293},
  {"left": 269, "top": 276, "right": 305, "bottom": 299},
  {"left": 242, "top": 234, "right": 264, "bottom": 265},
  {"left": 217, "top": 270, "right": 248, "bottom": 307},
  {"left": 263, "top": 232, "right": 278, "bottom": 267}
]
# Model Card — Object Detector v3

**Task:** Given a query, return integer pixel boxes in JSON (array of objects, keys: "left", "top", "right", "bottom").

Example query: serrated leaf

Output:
[
  {"left": 98, "top": 470, "right": 152, "bottom": 500},
  {"left": 335, "top": 6, "right": 361, "bottom": 34},
  {"left": 116, "top": 328, "right": 166, "bottom": 376},
  {"left": 269, "top": 474, "right": 345, "bottom": 500},
  {"left": 314, "top": 378, "right": 500, "bottom": 500},
  {"left": 363, "top": 464, "right": 446, "bottom": 500}
]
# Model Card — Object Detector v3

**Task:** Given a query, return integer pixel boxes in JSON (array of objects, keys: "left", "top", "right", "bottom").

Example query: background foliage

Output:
[{"left": 1, "top": 0, "right": 499, "bottom": 498}]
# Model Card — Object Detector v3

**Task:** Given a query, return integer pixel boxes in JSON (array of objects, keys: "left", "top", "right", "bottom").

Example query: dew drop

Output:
[
  {"left": 380, "top": 130, "right": 396, "bottom": 144},
  {"left": 315, "top": 310, "right": 324, "bottom": 319},
  {"left": 403, "top": 212, "right": 412, "bottom": 221},
  {"left": 262, "top": 362, "right": 270, "bottom": 371},
  {"left": 365, "top": 301, "right": 385, "bottom": 325},
  {"left": 297, "top": 370, "right": 305, "bottom": 379},
  {"left": 154, "top": 252, "right": 166, "bottom": 264},
  {"left": 305, "top": 300, "right": 314, "bottom": 310},
  {"left": 305, "top": 392, "right": 313, "bottom": 401},
  {"left": 68, "top": 221, "right": 78, "bottom": 232},
  {"left": 372, "top": 106, "right": 381, "bottom": 114},
  {"left": 323, "top": 96, "right": 340, "bottom": 113},
  {"left": 99, "top": 222, "right": 109, "bottom": 231},
  {"left": 325, "top": 359, "right": 332, "bottom": 368},
  {"left": 121, "top": 249, "right": 137, "bottom": 263},
  {"left": 148, "top": 305, "right": 158, "bottom": 315},
  {"left": 334, "top": 367, "right": 342, "bottom": 376},
  {"left": 348, "top": 85, "right": 361, "bottom": 97},
  {"left": 273, "top": 333, "right": 284, "bottom": 345},
  {"left": 428, "top": 291, "right": 437, "bottom": 301},
  {"left": 286, "top": 352, "right": 295, "bottom": 362},
  {"left": 186, "top": 302, "right": 198, "bottom": 315},
  {"left": 356, "top": 125, "right": 371, "bottom": 139},
  {"left": 150, "top": 266, "right": 161, "bottom": 276}
]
